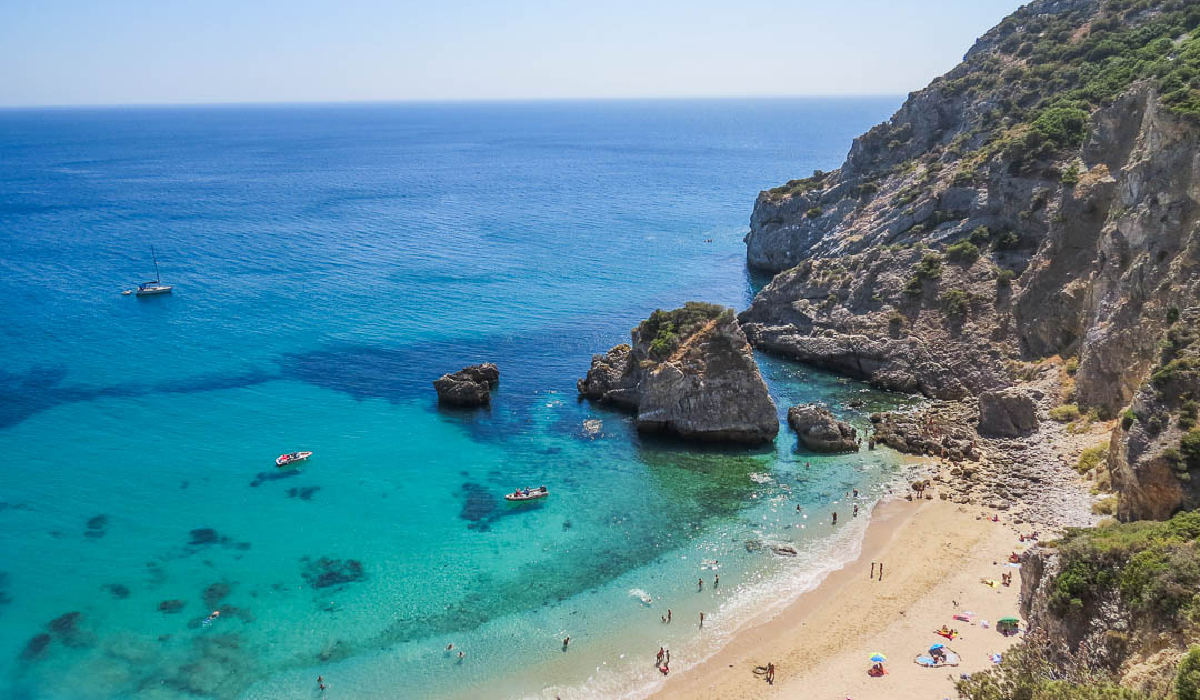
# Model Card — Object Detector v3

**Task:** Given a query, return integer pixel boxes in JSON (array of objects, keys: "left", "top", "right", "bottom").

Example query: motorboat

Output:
[
  {"left": 505, "top": 486, "right": 548, "bottom": 502},
  {"left": 276, "top": 451, "right": 313, "bottom": 468}
]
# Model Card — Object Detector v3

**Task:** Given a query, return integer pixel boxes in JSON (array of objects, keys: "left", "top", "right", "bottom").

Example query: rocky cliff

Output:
[
  {"left": 740, "top": 0, "right": 1200, "bottom": 519},
  {"left": 578, "top": 302, "right": 779, "bottom": 443}
]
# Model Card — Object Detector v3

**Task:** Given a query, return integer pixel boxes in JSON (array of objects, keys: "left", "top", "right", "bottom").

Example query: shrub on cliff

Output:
[
  {"left": 639, "top": 302, "right": 729, "bottom": 360},
  {"left": 1179, "top": 646, "right": 1200, "bottom": 700},
  {"left": 946, "top": 240, "right": 981, "bottom": 264},
  {"left": 941, "top": 289, "right": 971, "bottom": 316},
  {"left": 1048, "top": 510, "right": 1200, "bottom": 623},
  {"left": 1182, "top": 430, "right": 1200, "bottom": 469}
]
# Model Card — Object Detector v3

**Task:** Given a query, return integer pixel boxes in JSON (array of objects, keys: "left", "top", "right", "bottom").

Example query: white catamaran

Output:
[{"left": 131, "top": 245, "right": 173, "bottom": 296}]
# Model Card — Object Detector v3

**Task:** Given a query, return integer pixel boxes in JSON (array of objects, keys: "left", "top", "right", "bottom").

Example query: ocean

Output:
[{"left": 0, "top": 98, "right": 915, "bottom": 699}]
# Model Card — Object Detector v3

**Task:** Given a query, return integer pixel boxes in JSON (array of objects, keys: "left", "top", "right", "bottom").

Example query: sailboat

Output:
[{"left": 133, "top": 245, "right": 172, "bottom": 296}]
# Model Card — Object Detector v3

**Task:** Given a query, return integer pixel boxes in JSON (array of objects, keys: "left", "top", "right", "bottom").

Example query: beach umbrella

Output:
[
  {"left": 998, "top": 616, "right": 1020, "bottom": 623},
  {"left": 870, "top": 653, "right": 887, "bottom": 662},
  {"left": 930, "top": 643, "right": 945, "bottom": 650}
]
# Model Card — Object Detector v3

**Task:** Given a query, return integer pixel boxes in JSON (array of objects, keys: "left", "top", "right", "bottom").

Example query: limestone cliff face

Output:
[
  {"left": 578, "top": 304, "right": 779, "bottom": 444},
  {"left": 739, "top": 0, "right": 1200, "bottom": 517},
  {"left": 1109, "top": 309, "right": 1200, "bottom": 520}
]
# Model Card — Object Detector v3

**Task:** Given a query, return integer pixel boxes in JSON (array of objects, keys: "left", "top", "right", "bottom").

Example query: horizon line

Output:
[{"left": 0, "top": 93, "right": 907, "bottom": 111}]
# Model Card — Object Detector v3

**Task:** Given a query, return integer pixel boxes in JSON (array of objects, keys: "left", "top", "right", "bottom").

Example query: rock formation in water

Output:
[
  {"left": 578, "top": 302, "right": 779, "bottom": 443},
  {"left": 786, "top": 404, "right": 859, "bottom": 452},
  {"left": 433, "top": 363, "right": 499, "bottom": 406}
]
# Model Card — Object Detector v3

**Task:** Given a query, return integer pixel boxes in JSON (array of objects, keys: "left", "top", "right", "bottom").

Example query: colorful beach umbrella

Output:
[
  {"left": 930, "top": 643, "right": 945, "bottom": 650},
  {"left": 998, "top": 616, "right": 1020, "bottom": 623},
  {"left": 870, "top": 653, "right": 887, "bottom": 662}
]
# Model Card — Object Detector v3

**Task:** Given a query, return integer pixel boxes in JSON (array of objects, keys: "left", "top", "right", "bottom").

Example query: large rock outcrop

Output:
[
  {"left": 433, "top": 363, "right": 499, "bottom": 406},
  {"left": 787, "top": 404, "right": 859, "bottom": 452},
  {"left": 977, "top": 388, "right": 1039, "bottom": 437},
  {"left": 737, "top": 0, "right": 1200, "bottom": 519},
  {"left": 578, "top": 302, "right": 779, "bottom": 443}
]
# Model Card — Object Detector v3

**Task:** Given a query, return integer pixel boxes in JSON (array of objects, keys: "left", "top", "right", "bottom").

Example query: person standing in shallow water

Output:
[
  {"left": 667, "top": 609, "right": 672, "bottom": 623},
  {"left": 832, "top": 512, "right": 838, "bottom": 525},
  {"left": 699, "top": 611, "right": 705, "bottom": 628},
  {"left": 698, "top": 577, "right": 703, "bottom": 591}
]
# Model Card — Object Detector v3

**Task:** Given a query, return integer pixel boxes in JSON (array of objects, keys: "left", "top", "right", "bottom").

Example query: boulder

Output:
[
  {"left": 433, "top": 363, "right": 499, "bottom": 407},
  {"left": 977, "top": 388, "right": 1038, "bottom": 437},
  {"left": 787, "top": 404, "right": 859, "bottom": 452},
  {"left": 578, "top": 303, "right": 778, "bottom": 443}
]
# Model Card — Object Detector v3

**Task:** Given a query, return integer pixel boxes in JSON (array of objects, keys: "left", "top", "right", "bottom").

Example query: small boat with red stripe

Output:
[{"left": 276, "top": 451, "right": 313, "bottom": 468}]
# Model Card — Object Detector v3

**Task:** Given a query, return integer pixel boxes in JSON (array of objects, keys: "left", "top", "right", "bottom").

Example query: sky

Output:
[{"left": 0, "top": 0, "right": 1025, "bottom": 107}]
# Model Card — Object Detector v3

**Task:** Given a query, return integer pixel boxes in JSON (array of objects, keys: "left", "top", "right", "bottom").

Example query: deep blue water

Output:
[{"left": 0, "top": 98, "right": 909, "bottom": 700}]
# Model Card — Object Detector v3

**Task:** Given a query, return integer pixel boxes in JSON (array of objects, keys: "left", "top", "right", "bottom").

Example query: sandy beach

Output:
[{"left": 650, "top": 496, "right": 1029, "bottom": 700}]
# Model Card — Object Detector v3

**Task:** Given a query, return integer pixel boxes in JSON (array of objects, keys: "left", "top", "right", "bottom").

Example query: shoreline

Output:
[{"left": 648, "top": 495, "right": 1027, "bottom": 699}]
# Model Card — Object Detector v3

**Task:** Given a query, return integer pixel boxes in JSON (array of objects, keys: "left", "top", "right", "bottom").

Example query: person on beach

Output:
[
  {"left": 853, "top": 504, "right": 859, "bottom": 517},
  {"left": 853, "top": 489, "right": 859, "bottom": 498},
  {"left": 714, "top": 573, "right": 719, "bottom": 588},
  {"left": 878, "top": 562, "right": 884, "bottom": 581},
  {"left": 698, "top": 577, "right": 703, "bottom": 591},
  {"left": 870, "top": 562, "right": 875, "bottom": 579},
  {"left": 767, "top": 662, "right": 775, "bottom": 684},
  {"left": 562, "top": 636, "right": 570, "bottom": 649},
  {"left": 667, "top": 609, "right": 672, "bottom": 623},
  {"left": 657, "top": 647, "right": 664, "bottom": 665},
  {"left": 832, "top": 512, "right": 838, "bottom": 525},
  {"left": 661, "top": 614, "right": 667, "bottom": 623},
  {"left": 699, "top": 612, "right": 705, "bottom": 628}
]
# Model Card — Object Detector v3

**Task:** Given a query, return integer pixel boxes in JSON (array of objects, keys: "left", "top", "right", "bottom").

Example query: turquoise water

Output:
[{"left": 0, "top": 99, "right": 912, "bottom": 699}]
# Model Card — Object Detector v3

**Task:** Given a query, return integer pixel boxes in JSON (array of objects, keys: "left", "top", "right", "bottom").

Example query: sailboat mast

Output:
[{"left": 151, "top": 245, "right": 161, "bottom": 282}]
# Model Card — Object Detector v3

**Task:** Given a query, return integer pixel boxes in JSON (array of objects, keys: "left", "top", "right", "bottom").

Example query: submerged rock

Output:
[
  {"left": 21, "top": 633, "right": 51, "bottom": 661},
  {"left": 102, "top": 583, "right": 130, "bottom": 599},
  {"left": 977, "top": 388, "right": 1039, "bottom": 437},
  {"left": 578, "top": 302, "right": 778, "bottom": 443},
  {"left": 203, "top": 582, "right": 232, "bottom": 609},
  {"left": 158, "top": 600, "right": 186, "bottom": 614},
  {"left": 301, "top": 557, "right": 366, "bottom": 589},
  {"left": 433, "top": 363, "right": 499, "bottom": 407},
  {"left": 787, "top": 404, "right": 859, "bottom": 452}
]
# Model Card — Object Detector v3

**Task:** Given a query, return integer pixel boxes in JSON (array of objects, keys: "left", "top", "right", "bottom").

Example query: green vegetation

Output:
[
  {"left": 1092, "top": 495, "right": 1118, "bottom": 515},
  {"left": 1078, "top": 444, "right": 1108, "bottom": 473},
  {"left": 1066, "top": 357, "right": 1080, "bottom": 375},
  {"left": 1179, "top": 646, "right": 1200, "bottom": 700},
  {"left": 904, "top": 253, "right": 944, "bottom": 296},
  {"left": 639, "top": 302, "right": 731, "bottom": 360},
  {"left": 1048, "top": 510, "right": 1200, "bottom": 622},
  {"left": 946, "top": 240, "right": 981, "bottom": 264},
  {"left": 1050, "top": 404, "right": 1083, "bottom": 422},
  {"left": 1182, "top": 430, "right": 1200, "bottom": 469},
  {"left": 805, "top": 207, "right": 823, "bottom": 219},
  {"left": 1122, "top": 408, "right": 1138, "bottom": 430},
  {"left": 764, "top": 170, "right": 828, "bottom": 200},
  {"left": 941, "top": 289, "right": 971, "bottom": 316},
  {"left": 1062, "top": 162, "right": 1082, "bottom": 186},
  {"left": 997, "top": 268, "right": 1017, "bottom": 287}
]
